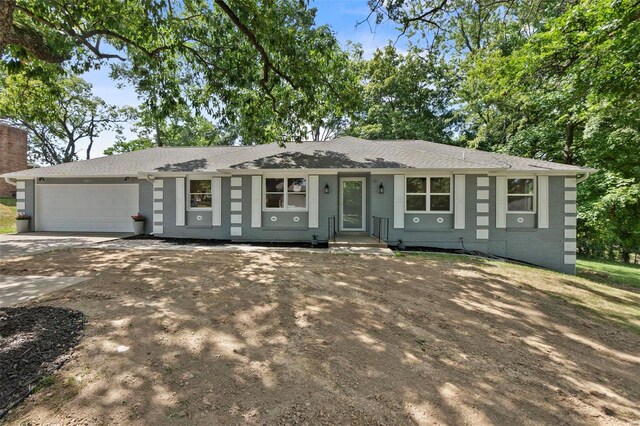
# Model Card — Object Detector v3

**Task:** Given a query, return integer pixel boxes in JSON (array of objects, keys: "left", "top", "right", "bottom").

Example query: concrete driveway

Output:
[
  {"left": 0, "top": 275, "right": 92, "bottom": 306},
  {"left": 0, "top": 232, "right": 131, "bottom": 260}
]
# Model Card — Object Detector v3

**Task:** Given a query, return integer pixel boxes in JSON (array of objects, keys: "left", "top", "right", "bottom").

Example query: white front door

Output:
[
  {"left": 339, "top": 177, "right": 366, "bottom": 231},
  {"left": 36, "top": 184, "right": 139, "bottom": 232}
]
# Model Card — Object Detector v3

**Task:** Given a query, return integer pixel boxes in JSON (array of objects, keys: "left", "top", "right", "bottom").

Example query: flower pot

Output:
[
  {"left": 132, "top": 221, "right": 145, "bottom": 235},
  {"left": 16, "top": 219, "right": 30, "bottom": 234},
  {"left": 311, "top": 239, "right": 319, "bottom": 247}
]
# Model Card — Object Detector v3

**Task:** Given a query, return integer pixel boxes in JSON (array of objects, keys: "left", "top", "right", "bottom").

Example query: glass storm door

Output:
[{"left": 340, "top": 177, "right": 366, "bottom": 231}]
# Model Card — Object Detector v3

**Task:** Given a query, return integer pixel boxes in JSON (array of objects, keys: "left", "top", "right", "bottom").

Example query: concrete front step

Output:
[
  {"left": 329, "top": 247, "right": 394, "bottom": 256},
  {"left": 329, "top": 234, "right": 388, "bottom": 248}
]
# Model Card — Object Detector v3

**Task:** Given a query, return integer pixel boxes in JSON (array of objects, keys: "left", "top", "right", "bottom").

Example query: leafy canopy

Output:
[{"left": 0, "top": 0, "right": 359, "bottom": 144}]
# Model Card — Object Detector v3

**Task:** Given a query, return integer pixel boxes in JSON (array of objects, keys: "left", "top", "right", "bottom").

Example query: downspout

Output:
[
  {"left": 576, "top": 172, "right": 590, "bottom": 184},
  {"left": 4, "top": 177, "right": 17, "bottom": 186},
  {"left": 144, "top": 174, "right": 155, "bottom": 183}
]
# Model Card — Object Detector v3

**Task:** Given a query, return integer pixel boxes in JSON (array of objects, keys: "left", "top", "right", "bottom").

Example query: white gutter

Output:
[
  {"left": 4, "top": 177, "right": 17, "bottom": 186},
  {"left": 577, "top": 172, "right": 591, "bottom": 184}
]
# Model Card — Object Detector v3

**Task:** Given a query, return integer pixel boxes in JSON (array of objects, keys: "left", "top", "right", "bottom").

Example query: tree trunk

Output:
[
  {"left": 564, "top": 122, "right": 575, "bottom": 165},
  {"left": 0, "top": 0, "right": 66, "bottom": 63},
  {"left": 155, "top": 118, "right": 163, "bottom": 147},
  {"left": 87, "top": 135, "right": 94, "bottom": 159},
  {"left": 621, "top": 249, "right": 630, "bottom": 263}
]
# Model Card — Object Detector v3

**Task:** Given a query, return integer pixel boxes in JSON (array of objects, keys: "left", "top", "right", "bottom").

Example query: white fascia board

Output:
[
  {"left": 10, "top": 174, "right": 137, "bottom": 180},
  {"left": 220, "top": 168, "right": 501, "bottom": 176},
  {"left": 486, "top": 170, "right": 595, "bottom": 176},
  {"left": 140, "top": 172, "right": 228, "bottom": 178}
]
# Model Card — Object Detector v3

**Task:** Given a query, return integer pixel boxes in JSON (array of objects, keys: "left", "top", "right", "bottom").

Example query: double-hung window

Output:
[
  {"left": 189, "top": 179, "right": 212, "bottom": 209},
  {"left": 507, "top": 178, "right": 535, "bottom": 212},
  {"left": 406, "top": 176, "right": 452, "bottom": 212},
  {"left": 264, "top": 177, "right": 307, "bottom": 210}
]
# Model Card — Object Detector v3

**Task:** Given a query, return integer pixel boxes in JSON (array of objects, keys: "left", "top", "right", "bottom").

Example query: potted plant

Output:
[
  {"left": 397, "top": 239, "right": 406, "bottom": 250},
  {"left": 311, "top": 234, "right": 319, "bottom": 247},
  {"left": 15, "top": 212, "right": 31, "bottom": 234},
  {"left": 131, "top": 213, "right": 145, "bottom": 235}
]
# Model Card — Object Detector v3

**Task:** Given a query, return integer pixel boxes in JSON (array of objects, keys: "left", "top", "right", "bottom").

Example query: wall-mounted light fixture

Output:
[
  {"left": 124, "top": 177, "right": 130, "bottom": 181},
  {"left": 38, "top": 178, "right": 45, "bottom": 182},
  {"left": 324, "top": 183, "right": 330, "bottom": 194},
  {"left": 379, "top": 182, "right": 385, "bottom": 194}
]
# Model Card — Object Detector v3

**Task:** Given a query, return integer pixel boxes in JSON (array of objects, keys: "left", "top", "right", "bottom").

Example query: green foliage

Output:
[
  {"left": 372, "top": 0, "right": 640, "bottom": 263},
  {"left": 346, "top": 44, "right": 454, "bottom": 143},
  {"left": 130, "top": 104, "right": 237, "bottom": 147},
  {"left": 33, "top": 375, "right": 56, "bottom": 393},
  {"left": 0, "top": 0, "right": 360, "bottom": 145},
  {"left": 578, "top": 173, "right": 640, "bottom": 262},
  {"left": 0, "top": 197, "right": 17, "bottom": 234},
  {"left": 0, "top": 73, "right": 128, "bottom": 164},
  {"left": 577, "top": 258, "right": 640, "bottom": 289},
  {"left": 103, "top": 138, "right": 154, "bottom": 156}
]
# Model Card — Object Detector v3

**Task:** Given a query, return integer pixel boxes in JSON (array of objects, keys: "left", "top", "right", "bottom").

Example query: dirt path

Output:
[{"left": 0, "top": 249, "right": 638, "bottom": 425}]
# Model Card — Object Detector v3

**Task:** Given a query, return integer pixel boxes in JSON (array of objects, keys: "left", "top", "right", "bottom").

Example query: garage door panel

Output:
[{"left": 37, "top": 184, "right": 138, "bottom": 232}]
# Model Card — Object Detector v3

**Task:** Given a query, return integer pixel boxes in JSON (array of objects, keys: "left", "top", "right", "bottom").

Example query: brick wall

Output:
[{"left": 0, "top": 124, "right": 28, "bottom": 198}]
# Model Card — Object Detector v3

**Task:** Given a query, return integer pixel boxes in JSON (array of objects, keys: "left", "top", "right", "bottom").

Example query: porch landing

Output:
[{"left": 329, "top": 233, "right": 393, "bottom": 255}]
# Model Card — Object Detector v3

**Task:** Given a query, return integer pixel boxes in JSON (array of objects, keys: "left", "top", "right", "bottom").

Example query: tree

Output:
[
  {"left": 346, "top": 44, "right": 454, "bottom": 142},
  {"left": 103, "top": 137, "right": 154, "bottom": 156},
  {"left": 0, "top": 74, "right": 128, "bottom": 164},
  {"left": 0, "top": 0, "right": 360, "bottom": 145},
  {"left": 367, "top": 0, "right": 640, "bottom": 261}
]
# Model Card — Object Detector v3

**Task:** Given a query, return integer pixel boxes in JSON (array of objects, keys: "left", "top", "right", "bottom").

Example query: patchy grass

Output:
[
  {"left": 32, "top": 375, "right": 56, "bottom": 394},
  {"left": 578, "top": 257, "right": 640, "bottom": 289},
  {"left": 0, "top": 197, "right": 16, "bottom": 234},
  {"left": 2, "top": 249, "right": 639, "bottom": 424}
]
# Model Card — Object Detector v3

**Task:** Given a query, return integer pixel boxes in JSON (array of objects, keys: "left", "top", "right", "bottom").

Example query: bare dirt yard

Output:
[{"left": 0, "top": 248, "right": 639, "bottom": 425}]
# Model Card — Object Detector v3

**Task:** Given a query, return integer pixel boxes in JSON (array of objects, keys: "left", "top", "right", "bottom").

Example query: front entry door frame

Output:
[{"left": 339, "top": 177, "right": 366, "bottom": 232}]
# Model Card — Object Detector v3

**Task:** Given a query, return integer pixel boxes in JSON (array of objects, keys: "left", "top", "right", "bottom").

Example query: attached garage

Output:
[{"left": 35, "top": 183, "right": 138, "bottom": 232}]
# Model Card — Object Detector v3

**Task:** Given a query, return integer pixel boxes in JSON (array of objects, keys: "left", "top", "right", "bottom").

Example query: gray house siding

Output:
[
  {"left": 237, "top": 174, "right": 337, "bottom": 242},
  {"left": 384, "top": 175, "right": 487, "bottom": 253},
  {"left": 138, "top": 179, "right": 154, "bottom": 235},
  {"left": 15, "top": 180, "right": 35, "bottom": 231},
  {"left": 380, "top": 175, "right": 572, "bottom": 274},
  {"left": 13, "top": 171, "right": 577, "bottom": 274},
  {"left": 159, "top": 177, "right": 232, "bottom": 240}
]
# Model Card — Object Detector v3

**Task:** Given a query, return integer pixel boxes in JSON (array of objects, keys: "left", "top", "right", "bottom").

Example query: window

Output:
[
  {"left": 264, "top": 177, "right": 307, "bottom": 210},
  {"left": 406, "top": 176, "right": 451, "bottom": 212},
  {"left": 507, "top": 178, "right": 535, "bottom": 212},
  {"left": 189, "top": 179, "right": 212, "bottom": 209}
]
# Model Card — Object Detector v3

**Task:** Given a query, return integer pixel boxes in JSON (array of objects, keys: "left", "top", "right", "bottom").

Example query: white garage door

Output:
[{"left": 36, "top": 184, "right": 139, "bottom": 232}]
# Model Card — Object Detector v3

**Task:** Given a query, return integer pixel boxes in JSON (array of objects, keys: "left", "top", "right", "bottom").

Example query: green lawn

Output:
[
  {"left": 577, "top": 257, "right": 640, "bottom": 289},
  {"left": 0, "top": 197, "right": 16, "bottom": 234}
]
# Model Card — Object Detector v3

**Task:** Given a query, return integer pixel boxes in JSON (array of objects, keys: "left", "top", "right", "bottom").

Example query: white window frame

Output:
[
  {"left": 506, "top": 176, "right": 536, "bottom": 214},
  {"left": 405, "top": 175, "right": 453, "bottom": 214},
  {"left": 263, "top": 175, "right": 308, "bottom": 212},
  {"left": 187, "top": 178, "right": 213, "bottom": 211}
]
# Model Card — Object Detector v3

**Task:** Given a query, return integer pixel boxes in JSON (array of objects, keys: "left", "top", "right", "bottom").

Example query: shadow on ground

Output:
[{"left": 0, "top": 249, "right": 638, "bottom": 425}]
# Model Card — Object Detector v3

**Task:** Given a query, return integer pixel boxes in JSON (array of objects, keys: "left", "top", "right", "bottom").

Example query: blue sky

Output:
[{"left": 83, "top": 0, "right": 404, "bottom": 157}]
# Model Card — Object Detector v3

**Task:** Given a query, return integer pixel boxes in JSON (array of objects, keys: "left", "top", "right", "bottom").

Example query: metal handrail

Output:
[
  {"left": 328, "top": 216, "right": 337, "bottom": 242},
  {"left": 372, "top": 216, "right": 389, "bottom": 242}
]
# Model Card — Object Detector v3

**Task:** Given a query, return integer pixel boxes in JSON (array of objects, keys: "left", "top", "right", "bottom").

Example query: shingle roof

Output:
[{"left": 2, "top": 137, "right": 594, "bottom": 178}]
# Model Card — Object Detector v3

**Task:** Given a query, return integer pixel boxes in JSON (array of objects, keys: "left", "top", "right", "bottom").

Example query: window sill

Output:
[
  {"left": 261, "top": 226, "right": 309, "bottom": 231},
  {"left": 262, "top": 210, "right": 309, "bottom": 213},
  {"left": 404, "top": 228, "right": 454, "bottom": 233},
  {"left": 405, "top": 212, "right": 453, "bottom": 215}
]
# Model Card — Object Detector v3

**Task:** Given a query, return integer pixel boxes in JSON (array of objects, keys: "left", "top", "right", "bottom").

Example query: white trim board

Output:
[{"left": 339, "top": 177, "right": 366, "bottom": 232}]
